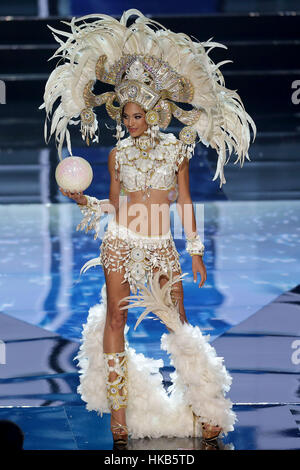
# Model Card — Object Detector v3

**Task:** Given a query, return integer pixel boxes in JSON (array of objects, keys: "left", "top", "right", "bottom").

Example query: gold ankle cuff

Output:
[{"left": 104, "top": 351, "right": 128, "bottom": 411}]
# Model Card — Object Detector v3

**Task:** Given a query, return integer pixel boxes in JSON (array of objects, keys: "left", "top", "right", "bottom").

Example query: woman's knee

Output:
[
  {"left": 170, "top": 280, "right": 184, "bottom": 305},
  {"left": 106, "top": 300, "right": 128, "bottom": 330},
  {"left": 106, "top": 312, "right": 127, "bottom": 331},
  {"left": 104, "top": 266, "right": 130, "bottom": 332}
]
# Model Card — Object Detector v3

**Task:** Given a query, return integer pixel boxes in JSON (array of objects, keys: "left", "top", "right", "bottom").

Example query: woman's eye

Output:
[{"left": 123, "top": 115, "right": 142, "bottom": 120}]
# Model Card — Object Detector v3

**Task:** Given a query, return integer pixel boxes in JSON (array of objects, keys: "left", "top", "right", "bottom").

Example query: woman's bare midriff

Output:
[{"left": 115, "top": 187, "right": 177, "bottom": 236}]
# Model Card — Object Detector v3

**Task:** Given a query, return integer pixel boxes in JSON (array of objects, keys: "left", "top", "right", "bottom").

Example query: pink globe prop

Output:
[{"left": 55, "top": 156, "right": 93, "bottom": 192}]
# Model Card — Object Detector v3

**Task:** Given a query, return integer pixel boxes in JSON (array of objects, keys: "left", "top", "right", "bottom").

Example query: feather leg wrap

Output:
[
  {"left": 74, "top": 269, "right": 236, "bottom": 438},
  {"left": 161, "top": 326, "right": 236, "bottom": 433},
  {"left": 118, "top": 268, "right": 237, "bottom": 434}
]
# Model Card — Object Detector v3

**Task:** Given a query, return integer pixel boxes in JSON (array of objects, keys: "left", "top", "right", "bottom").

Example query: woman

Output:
[
  {"left": 41, "top": 9, "right": 255, "bottom": 449},
  {"left": 60, "top": 101, "right": 220, "bottom": 446}
]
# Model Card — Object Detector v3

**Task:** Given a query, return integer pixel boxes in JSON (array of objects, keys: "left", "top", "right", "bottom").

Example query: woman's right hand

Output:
[{"left": 59, "top": 187, "right": 87, "bottom": 205}]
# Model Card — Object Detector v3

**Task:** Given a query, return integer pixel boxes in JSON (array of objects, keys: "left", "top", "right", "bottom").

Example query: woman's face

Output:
[{"left": 122, "top": 102, "right": 148, "bottom": 138}]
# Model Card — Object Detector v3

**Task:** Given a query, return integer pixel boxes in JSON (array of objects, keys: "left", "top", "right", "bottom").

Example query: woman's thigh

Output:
[{"left": 102, "top": 238, "right": 131, "bottom": 328}]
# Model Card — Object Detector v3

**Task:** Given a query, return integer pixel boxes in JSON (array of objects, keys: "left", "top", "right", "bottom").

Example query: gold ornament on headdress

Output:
[
  {"left": 81, "top": 53, "right": 200, "bottom": 149},
  {"left": 39, "top": 9, "right": 256, "bottom": 187},
  {"left": 145, "top": 110, "right": 159, "bottom": 126}
]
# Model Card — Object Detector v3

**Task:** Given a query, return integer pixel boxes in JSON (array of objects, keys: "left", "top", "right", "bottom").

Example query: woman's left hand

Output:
[{"left": 192, "top": 255, "right": 207, "bottom": 288}]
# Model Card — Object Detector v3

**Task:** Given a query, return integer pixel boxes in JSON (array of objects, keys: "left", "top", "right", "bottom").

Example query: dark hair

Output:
[{"left": 0, "top": 420, "right": 24, "bottom": 450}]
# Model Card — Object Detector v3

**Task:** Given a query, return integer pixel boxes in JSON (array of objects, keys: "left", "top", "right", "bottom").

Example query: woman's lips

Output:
[{"left": 129, "top": 128, "right": 137, "bottom": 132}]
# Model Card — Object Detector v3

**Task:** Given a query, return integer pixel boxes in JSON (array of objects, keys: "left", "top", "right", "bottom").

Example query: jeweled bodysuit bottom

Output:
[
  {"left": 74, "top": 218, "right": 237, "bottom": 440},
  {"left": 99, "top": 218, "right": 182, "bottom": 295}
]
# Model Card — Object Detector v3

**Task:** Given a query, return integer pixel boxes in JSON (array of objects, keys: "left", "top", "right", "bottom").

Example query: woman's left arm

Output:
[{"left": 176, "top": 158, "right": 207, "bottom": 288}]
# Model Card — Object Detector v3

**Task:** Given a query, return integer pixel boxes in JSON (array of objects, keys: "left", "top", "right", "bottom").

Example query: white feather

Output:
[{"left": 40, "top": 9, "right": 256, "bottom": 182}]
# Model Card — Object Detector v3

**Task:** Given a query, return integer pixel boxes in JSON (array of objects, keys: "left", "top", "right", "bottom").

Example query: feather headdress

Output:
[{"left": 39, "top": 8, "right": 256, "bottom": 187}]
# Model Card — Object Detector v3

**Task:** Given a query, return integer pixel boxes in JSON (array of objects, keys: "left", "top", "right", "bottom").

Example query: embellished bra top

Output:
[{"left": 114, "top": 132, "right": 190, "bottom": 194}]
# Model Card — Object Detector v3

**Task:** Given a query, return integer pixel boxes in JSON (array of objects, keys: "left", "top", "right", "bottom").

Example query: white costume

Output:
[
  {"left": 39, "top": 9, "right": 256, "bottom": 440},
  {"left": 116, "top": 132, "right": 182, "bottom": 200}
]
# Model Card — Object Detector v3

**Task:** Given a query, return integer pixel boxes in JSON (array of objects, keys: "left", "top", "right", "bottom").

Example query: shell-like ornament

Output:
[
  {"left": 130, "top": 247, "right": 145, "bottom": 262},
  {"left": 135, "top": 158, "right": 154, "bottom": 172},
  {"left": 131, "top": 262, "right": 146, "bottom": 281},
  {"left": 126, "top": 147, "right": 140, "bottom": 161},
  {"left": 149, "top": 148, "right": 164, "bottom": 161}
]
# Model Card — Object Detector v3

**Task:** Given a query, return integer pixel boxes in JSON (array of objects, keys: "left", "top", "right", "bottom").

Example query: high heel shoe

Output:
[
  {"left": 201, "top": 421, "right": 222, "bottom": 441},
  {"left": 192, "top": 410, "right": 222, "bottom": 441},
  {"left": 111, "top": 417, "right": 128, "bottom": 449},
  {"left": 200, "top": 439, "right": 220, "bottom": 450}
]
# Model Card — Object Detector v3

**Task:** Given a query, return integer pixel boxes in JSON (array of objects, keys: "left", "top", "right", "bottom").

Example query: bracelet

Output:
[
  {"left": 76, "top": 196, "right": 109, "bottom": 240},
  {"left": 77, "top": 195, "right": 98, "bottom": 210},
  {"left": 186, "top": 233, "right": 205, "bottom": 257}
]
